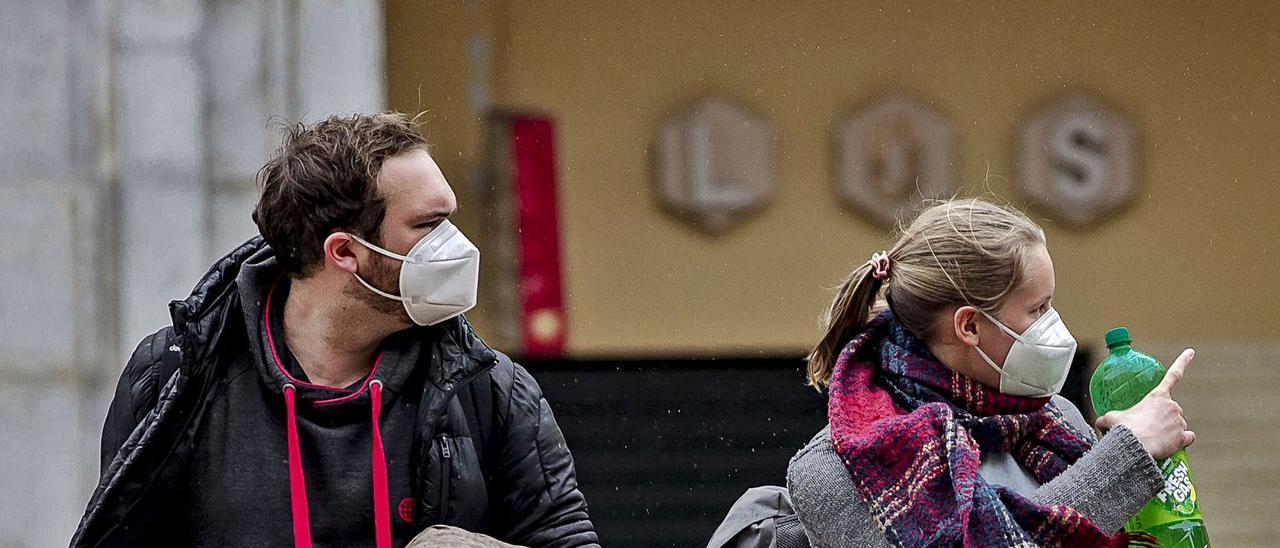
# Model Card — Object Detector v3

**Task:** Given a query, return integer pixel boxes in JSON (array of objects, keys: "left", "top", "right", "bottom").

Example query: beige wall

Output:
[
  {"left": 387, "top": 2, "right": 1278, "bottom": 542},
  {"left": 389, "top": 1, "right": 1279, "bottom": 357}
]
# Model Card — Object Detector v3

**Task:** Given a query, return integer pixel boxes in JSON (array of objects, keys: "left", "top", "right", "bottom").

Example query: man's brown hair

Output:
[{"left": 253, "top": 112, "right": 428, "bottom": 278}]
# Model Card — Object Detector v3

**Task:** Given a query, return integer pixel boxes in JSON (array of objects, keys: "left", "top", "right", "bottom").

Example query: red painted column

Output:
[{"left": 505, "top": 115, "right": 568, "bottom": 357}]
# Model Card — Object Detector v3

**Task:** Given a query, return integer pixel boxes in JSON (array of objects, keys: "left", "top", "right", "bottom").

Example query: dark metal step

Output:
[{"left": 524, "top": 357, "right": 827, "bottom": 548}]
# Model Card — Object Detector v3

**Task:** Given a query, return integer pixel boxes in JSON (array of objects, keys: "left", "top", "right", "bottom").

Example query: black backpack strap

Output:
[
  {"left": 152, "top": 328, "right": 183, "bottom": 406},
  {"left": 125, "top": 327, "right": 185, "bottom": 422},
  {"left": 455, "top": 367, "right": 496, "bottom": 473}
]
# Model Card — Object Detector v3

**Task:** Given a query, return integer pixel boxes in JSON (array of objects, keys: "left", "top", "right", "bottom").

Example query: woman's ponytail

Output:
[{"left": 807, "top": 261, "right": 883, "bottom": 389}]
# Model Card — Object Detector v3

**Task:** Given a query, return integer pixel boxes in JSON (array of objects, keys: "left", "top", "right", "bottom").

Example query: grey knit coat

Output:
[{"left": 786, "top": 396, "right": 1164, "bottom": 547}]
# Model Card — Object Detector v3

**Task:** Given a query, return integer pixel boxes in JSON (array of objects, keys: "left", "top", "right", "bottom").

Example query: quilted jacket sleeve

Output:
[
  {"left": 487, "top": 357, "right": 599, "bottom": 548},
  {"left": 98, "top": 327, "right": 174, "bottom": 476}
]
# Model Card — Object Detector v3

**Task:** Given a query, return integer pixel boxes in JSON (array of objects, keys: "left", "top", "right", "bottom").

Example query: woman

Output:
[{"left": 787, "top": 199, "right": 1194, "bottom": 547}]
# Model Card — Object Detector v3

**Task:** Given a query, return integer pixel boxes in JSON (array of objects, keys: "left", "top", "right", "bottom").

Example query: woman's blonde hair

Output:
[{"left": 807, "top": 198, "right": 1047, "bottom": 389}]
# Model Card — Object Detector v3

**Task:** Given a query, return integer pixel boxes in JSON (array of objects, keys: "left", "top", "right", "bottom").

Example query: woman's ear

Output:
[
  {"left": 953, "top": 305, "right": 982, "bottom": 347},
  {"left": 324, "top": 232, "right": 361, "bottom": 275}
]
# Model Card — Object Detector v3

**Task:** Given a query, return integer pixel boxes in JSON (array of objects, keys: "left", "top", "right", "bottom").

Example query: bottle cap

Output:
[{"left": 1105, "top": 326, "right": 1132, "bottom": 348}]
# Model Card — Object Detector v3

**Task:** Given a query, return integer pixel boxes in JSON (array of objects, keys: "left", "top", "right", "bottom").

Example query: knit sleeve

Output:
[{"left": 1030, "top": 424, "right": 1164, "bottom": 531}]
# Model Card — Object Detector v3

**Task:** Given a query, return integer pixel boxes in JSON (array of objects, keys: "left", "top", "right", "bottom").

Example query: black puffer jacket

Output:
[{"left": 71, "top": 237, "right": 597, "bottom": 547}]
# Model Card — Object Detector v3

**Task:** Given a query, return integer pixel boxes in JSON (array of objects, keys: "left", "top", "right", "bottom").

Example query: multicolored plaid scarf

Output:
[{"left": 828, "top": 309, "right": 1155, "bottom": 547}]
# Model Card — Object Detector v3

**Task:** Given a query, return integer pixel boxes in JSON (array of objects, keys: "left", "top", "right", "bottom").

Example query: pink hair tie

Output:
[{"left": 867, "top": 251, "right": 891, "bottom": 280}]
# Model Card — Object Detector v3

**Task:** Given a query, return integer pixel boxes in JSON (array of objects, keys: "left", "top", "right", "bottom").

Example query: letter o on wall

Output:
[
  {"left": 835, "top": 92, "right": 957, "bottom": 229},
  {"left": 1019, "top": 92, "right": 1140, "bottom": 229}
]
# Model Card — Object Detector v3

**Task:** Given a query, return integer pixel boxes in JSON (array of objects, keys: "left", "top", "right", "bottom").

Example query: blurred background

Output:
[{"left": 1, "top": 1, "right": 1277, "bottom": 546}]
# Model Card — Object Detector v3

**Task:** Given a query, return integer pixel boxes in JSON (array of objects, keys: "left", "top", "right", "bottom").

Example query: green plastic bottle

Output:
[{"left": 1090, "top": 327, "right": 1210, "bottom": 547}]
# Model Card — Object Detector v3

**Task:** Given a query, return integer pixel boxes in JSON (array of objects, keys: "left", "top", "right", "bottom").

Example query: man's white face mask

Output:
[
  {"left": 974, "top": 308, "right": 1078, "bottom": 397},
  {"left": 346, "top": 220, "right": 480, "bottom": 326}
]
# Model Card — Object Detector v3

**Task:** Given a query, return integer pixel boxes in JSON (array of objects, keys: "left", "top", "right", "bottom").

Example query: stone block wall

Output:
[{"left": 0, "top": 1, "right": 384, "bottom": 545}]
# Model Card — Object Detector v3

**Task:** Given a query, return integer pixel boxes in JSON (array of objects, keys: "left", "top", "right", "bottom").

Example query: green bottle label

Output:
[
  {"left": 1153, "top": 454, "right": 1199, "bottom": 517},
  {"left": 1126, "top": 449, "right": 1208, "bottom": 546}
]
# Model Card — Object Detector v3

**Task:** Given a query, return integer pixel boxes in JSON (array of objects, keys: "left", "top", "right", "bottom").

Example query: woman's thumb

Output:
[{"left": 1094, "top": 411, "right": 1119, "bottom": 431}]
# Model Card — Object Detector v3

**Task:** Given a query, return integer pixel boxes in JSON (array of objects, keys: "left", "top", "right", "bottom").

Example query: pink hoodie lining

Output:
[{"left": 264, "top": 280, "right": 383, "bottom": 406}]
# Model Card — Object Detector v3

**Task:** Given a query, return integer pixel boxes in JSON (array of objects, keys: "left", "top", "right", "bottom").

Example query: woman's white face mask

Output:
[{"left": 974, "top": 308, "right": 1078, "bottom": 397}]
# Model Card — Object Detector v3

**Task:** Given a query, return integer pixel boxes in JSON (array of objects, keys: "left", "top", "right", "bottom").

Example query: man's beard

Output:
[{"left": 345, "top": 253, "right": 412, "bottom": 322}]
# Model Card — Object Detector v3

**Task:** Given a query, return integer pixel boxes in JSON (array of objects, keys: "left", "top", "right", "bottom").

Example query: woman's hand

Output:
[{"left": 1094, "top": 348, "right": 1197, "bottom": 460}]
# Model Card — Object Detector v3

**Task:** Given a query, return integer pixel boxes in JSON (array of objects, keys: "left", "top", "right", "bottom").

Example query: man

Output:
[{"left": 72, "top": 113, "right": 598, "bottom": 547}]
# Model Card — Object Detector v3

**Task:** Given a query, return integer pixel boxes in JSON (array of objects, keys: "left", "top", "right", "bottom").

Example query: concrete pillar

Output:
[
  {"left": 0, "top": 1, "right": 385, "bottom": 545},
  {"left": 0, "top": 1, "right": 116, "bottom": 546}
]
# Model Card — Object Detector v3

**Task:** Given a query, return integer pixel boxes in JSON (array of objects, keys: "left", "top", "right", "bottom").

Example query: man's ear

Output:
[
  {"left": 953, "top": 305, "right": 982, "bottom": 348},
  {"left": 324, "top": 232, "right": 361, "bottom": 275}
]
